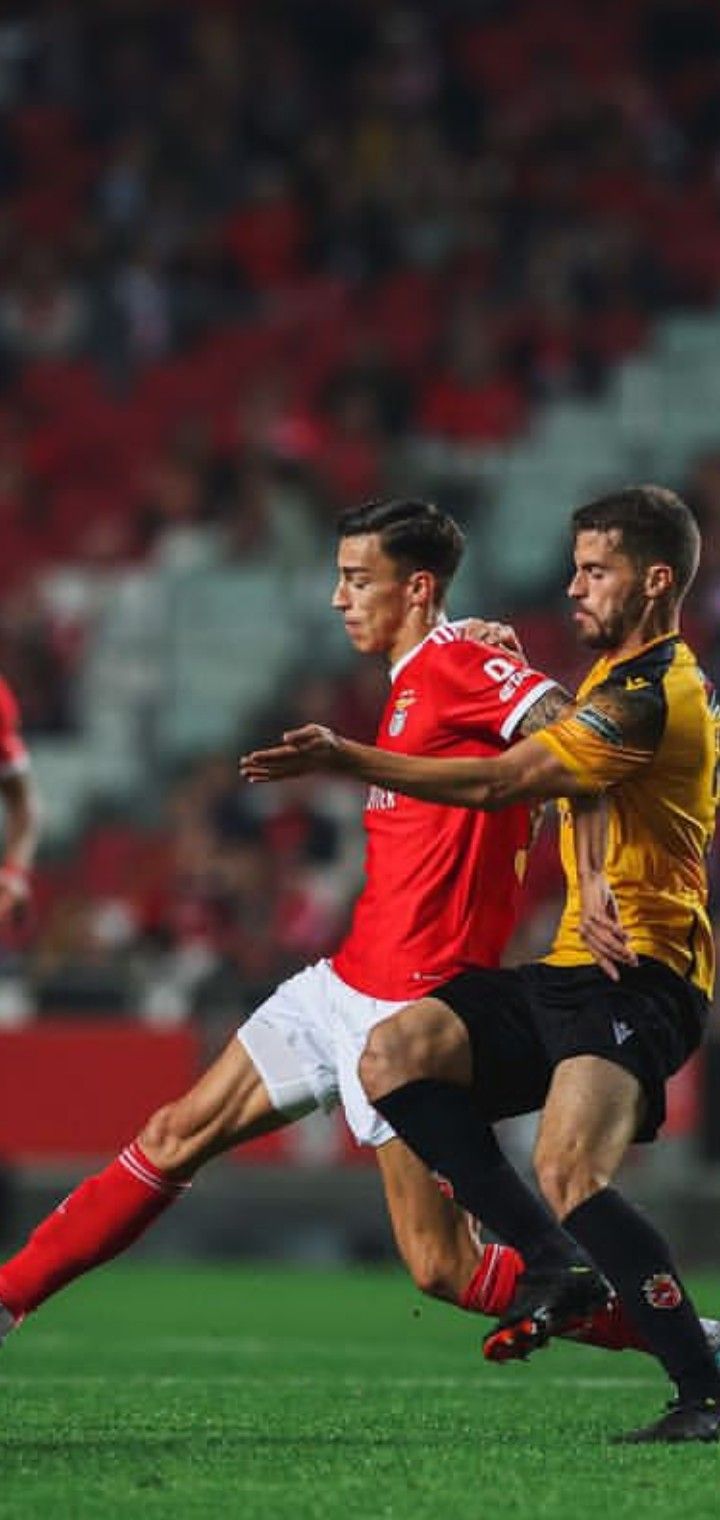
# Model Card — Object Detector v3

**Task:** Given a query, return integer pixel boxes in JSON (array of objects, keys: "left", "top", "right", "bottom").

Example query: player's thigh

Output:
[
  {"left": 141, "top": 1035, "right": 291, "bottom": 1170},
  {"left": 360, "top": 995, "right": 474, "bottom": 1092},
  {"left": 240, "top": 960, "right": 340, "bottom": 1123},
  {"left": 535, "top": 1055, "right": 644, "bottom": 1185}
]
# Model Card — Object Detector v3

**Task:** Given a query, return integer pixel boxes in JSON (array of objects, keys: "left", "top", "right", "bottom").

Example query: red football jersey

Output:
[
  {"left": 0, "top": 677, "right": 28, "bottom": 776},
  {"left": 333, "top": 624, "right": 556, "bottom": 999}
]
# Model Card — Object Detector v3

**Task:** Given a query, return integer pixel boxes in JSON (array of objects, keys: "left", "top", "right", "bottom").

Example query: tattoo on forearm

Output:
[{"left": 518, "top": 684, "right": 574, "bottom": 738}]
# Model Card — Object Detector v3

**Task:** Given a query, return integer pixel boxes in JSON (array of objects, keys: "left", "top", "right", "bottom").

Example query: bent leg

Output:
[
  {"left": 360, "top": 995, "right": 593, "bottom": 1273},
  {"left": 535, "top": 1055, "right": 720, "bottom": 1402},
  {"left": 376, "top": 1137, "right": 522, "bottom": 1312},
  {"left": 0, "top": 1037, "right": 299, "bottom": 1321},
  {"left": 363, "top": 1024, "right": 664, "bottom": 1353}
]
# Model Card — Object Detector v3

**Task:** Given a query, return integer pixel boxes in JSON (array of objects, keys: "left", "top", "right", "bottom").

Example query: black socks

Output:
[
  {"left": 376, "top": 1078, "right": 720, "bottom": 1403},
  {"left": 376, "top": 1079, "right": 590, "bottom": 1270},
  {"left": 566, "top": 1188, "right": 720, "bottom": 1402}
]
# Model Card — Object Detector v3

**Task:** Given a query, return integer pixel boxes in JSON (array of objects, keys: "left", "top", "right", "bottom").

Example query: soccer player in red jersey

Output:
[
  {"left": 0, "top": 499, "right": 690, "bottom": 1362},
  {"left": 0, "top": 676, "right": 39, "bottom": 923}
]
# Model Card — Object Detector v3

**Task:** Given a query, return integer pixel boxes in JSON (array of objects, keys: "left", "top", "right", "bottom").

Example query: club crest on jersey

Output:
[
  {"left": 642, "top": 1272, "right": 683, "bottom": 1310},
  {"left": 388, "top": 689, "right": 417, "bottom": 737}
]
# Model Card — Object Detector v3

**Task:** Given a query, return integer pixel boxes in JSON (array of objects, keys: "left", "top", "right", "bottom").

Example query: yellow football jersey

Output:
[{"left": 534, "top": 634, "right": 720, "bottom": 996}]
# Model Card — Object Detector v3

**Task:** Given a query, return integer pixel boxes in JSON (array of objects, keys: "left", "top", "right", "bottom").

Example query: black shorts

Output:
[{"left": 437, "top": 957, "right": 708, "bottom": 1142}]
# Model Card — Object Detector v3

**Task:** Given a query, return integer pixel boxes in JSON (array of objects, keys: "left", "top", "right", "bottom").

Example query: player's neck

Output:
[
  {"left": 610, "top": 607, "right": 679, "bottom": 663},
  {"left": 388, "top": 609, "right": 445, "bottom": 668}
]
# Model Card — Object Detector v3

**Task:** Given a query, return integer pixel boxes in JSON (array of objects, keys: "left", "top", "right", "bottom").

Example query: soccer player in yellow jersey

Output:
[{"left": 242, "top": 485, "right": 720, "bottom": 1443}]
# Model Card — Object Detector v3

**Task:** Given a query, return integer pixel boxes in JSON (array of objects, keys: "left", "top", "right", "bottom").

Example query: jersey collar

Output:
[
  {"left": 592, "top": 631, "right": 680, "bottom": 683},
  {"left": 389, "top": 616, "right": 450, "bottom": 686}
]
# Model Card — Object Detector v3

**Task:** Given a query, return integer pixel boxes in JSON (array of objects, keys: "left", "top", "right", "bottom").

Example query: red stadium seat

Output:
[
  {"left": 419, "top": 372, "right": 527, "bottom": 443},
  {"left": 224, "top": 197, "right": 307, "bottom": 289},
  {"left": 79, "top": 823, "right": 171, "bottom": 901},
  {"left": 20, "top": 359, "right": 103, "bottom": 417}
]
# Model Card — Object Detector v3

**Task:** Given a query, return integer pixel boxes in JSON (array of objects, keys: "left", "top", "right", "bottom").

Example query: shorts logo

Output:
[
  {"left": 642, "top": 1272, "right": 683, "bottom": 1310},
  {"left": 612, "top": 1018, "right": 634, "bottom": 1046}
]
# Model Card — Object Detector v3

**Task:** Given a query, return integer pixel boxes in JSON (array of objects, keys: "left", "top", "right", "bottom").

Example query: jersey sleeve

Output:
[
  {"left": 0, "top": 679, "right": 29, "bottom": 776},
  {"left": 533, "top": 676, "right": 666, "bottom": 791},
  {"left": 429, "top": 638, "right": 559, "bottom": 745}
]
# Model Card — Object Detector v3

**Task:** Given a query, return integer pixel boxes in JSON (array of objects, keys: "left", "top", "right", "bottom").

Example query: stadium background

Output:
[{"left": 1, "top": 0, "right": 720, "bottom": 1269}]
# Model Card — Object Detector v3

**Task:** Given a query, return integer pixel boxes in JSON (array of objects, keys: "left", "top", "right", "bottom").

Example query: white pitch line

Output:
[
  {"left": 13, "top": 1333, "right": 663, "bottom": 1364},
  {"left": 3, "top": 1373, "right": 656, "bottom": 1390}
]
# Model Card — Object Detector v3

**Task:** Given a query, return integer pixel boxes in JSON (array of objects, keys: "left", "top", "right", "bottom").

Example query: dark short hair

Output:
[
  {"left": 336, "top": 498, "right": 465, "bottom": 598},
  {"left": 572, "top": 484, "right": 701, "bottom": 602}
]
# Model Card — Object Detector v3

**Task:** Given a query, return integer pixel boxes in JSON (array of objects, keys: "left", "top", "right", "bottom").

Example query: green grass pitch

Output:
[{"left": 1, "top": 1264, "right": 719, "bottom": 1518}]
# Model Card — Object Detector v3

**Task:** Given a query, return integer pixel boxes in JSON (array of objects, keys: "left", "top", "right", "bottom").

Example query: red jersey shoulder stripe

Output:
[
  {"left": 429, "top": 623, "right": 459, "bottom": 646},
  {"left": 498, "top": 678, "right": 556, "bottom": 741}
]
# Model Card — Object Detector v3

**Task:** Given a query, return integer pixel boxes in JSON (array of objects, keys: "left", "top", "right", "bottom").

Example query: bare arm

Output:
[
  {"left": 241, "top": 721, "right": 593, "bottom": 808},
  {"left": 572, "top": 792, "right": 609, "bottom": 883},
  {"left": 338, "top": 733, "right": 580, "bottom": 807},
  {"left": 519, "top": 688, "right": 634, "bottom": 975},
  {"left": 520, "top": 687, "right": 635, "bottom": 977},
  {"left": 334, "top": 673, "right": 665, "bottom": 808},
  {"left": 510, "top": 684, "right": 573, "bottom": 843},
  {"left": 515, "top": 682, "right": 573, "bottom": 737},
  {"left": 571, "top": 795, "right": 636, "bottom": 980},
  {"left": 331, "top": 659, "right": 582, "bottom": 807},
  {"left": 241, "top": 677, "right": 659, "bottom": 812},
  {"left": 0, "top": 770, "right": 40, "bottom": 919}
]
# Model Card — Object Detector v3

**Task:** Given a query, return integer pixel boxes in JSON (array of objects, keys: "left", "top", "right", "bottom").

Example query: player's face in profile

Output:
[
  {"left": 333, "top": 534, "right": 412, "bottom": 657},
  {"left": 568, "top": 529, "right": 648, "bottom": 650}
]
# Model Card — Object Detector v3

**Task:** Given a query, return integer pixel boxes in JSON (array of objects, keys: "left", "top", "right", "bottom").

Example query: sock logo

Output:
[{"left": 642, "top": 1272, "right": 683, "bottom": 1310}]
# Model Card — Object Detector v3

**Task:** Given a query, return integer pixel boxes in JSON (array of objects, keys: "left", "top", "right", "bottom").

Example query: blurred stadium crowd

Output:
[{"left": 1, "top": 0, "right": 720, "bottom": 1039}]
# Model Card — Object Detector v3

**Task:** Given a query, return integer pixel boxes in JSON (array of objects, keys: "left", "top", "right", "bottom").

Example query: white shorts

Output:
[{"left": 238, "top": 959, "right": 409, "bottom": 1147}]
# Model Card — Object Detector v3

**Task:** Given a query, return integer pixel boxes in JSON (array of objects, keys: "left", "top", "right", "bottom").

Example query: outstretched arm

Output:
[
  {"left": 241, "top": 675, "right": 658, "bottom": 811},
  {"left": 241, "top": 723, "right": 592, "bottom": 808}
]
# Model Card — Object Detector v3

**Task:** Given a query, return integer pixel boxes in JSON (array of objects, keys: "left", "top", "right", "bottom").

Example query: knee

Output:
[
  {"left": 360, "top": 1003, "right": 468, "bottom": 1103},
  {"left": 139, "top": 1103, "right": 198, "bottom": 1178},
  {"left": 405, "top": 1236, "right": 459, "bottom": 1303},
  {"left": 533, "top": 1138, "right": 609, "bottom": 1219},
  {"left": 359, "top": 1017, "right": 413, "bottom": 1103}
]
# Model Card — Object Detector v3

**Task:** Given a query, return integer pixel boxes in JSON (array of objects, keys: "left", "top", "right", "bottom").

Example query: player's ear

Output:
[
  {"left": 645, "top": 562, "right": 673, "bottom": 601},
  {"left": 407, "top": 569, "right": 435, "bottom": 609}
]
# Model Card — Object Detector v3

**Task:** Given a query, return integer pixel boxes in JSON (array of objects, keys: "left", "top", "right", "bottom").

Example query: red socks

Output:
[
  {"left": 0, "top": 1143, "right": 189, "bottom": 1319},
  {"left": 459, "top": 1244, "right": 648, "bottom": 1354},
  {"left": 461, "top": 1244, "right": 524, "bottom": 1315},
  {"left": 568, "top": 1298, "right": 649, "bottom": 1353},
  {"left": 0, "top": 1146, "right": 654, "bottom": 1361}
]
